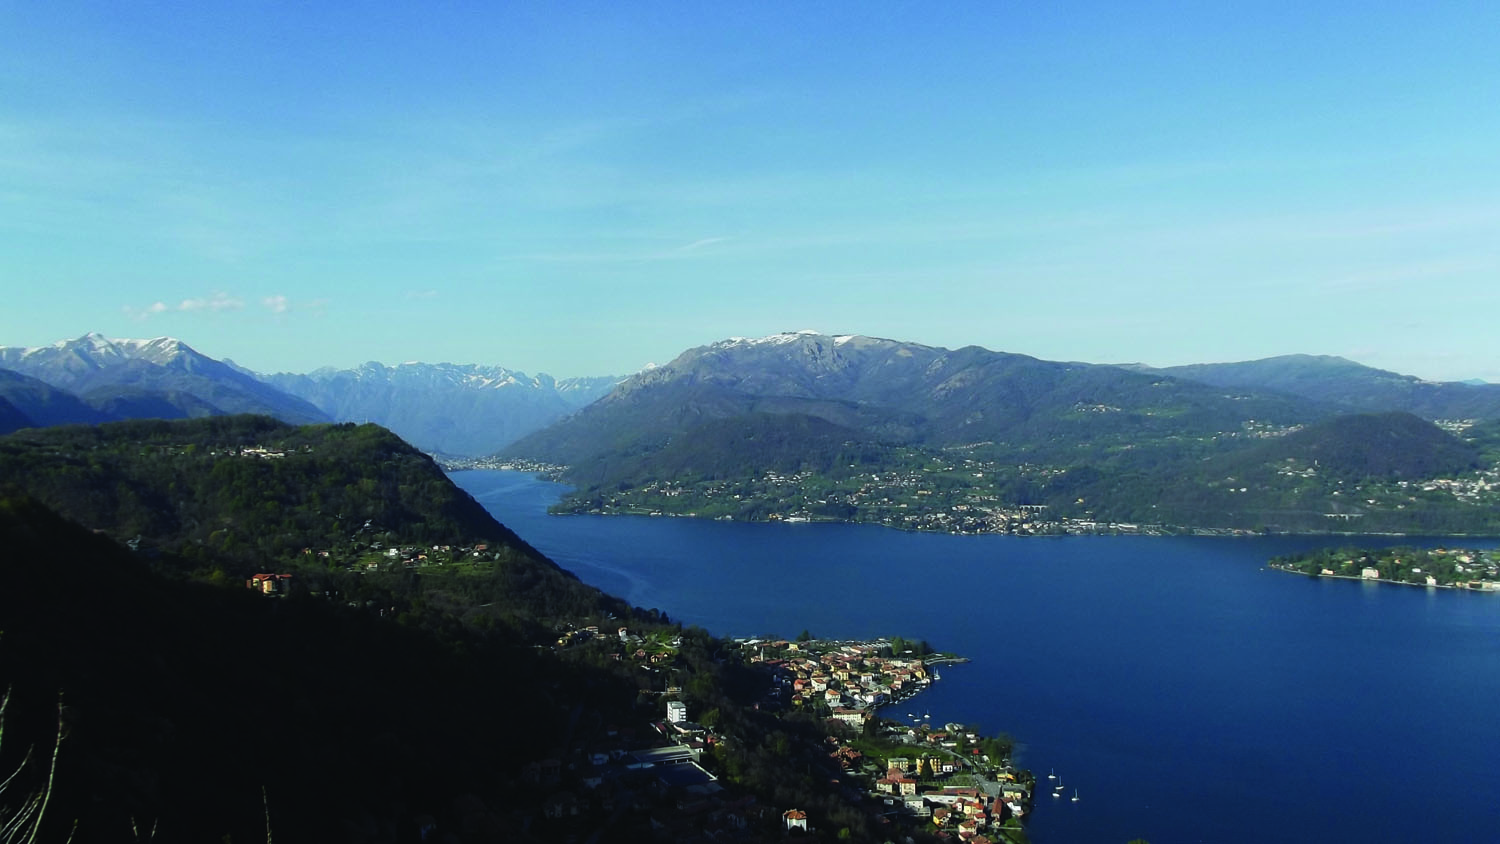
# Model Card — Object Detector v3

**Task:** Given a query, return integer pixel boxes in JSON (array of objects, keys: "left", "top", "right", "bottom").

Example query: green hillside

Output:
[
  {"left": 511, "top": 334, "right": 1500, "bottom": 537},
  {"left": 1230, "top": 412, "right": 1481, "bottom": 481},
  {"left": 0, "top": 415, "right": 623, "bottom": 625},
  {"left": 554, "top": 409, "right": 1500, "bottom": 536}
]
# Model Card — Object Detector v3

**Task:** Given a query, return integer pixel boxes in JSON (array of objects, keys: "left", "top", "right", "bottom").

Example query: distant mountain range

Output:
[
  {"left": 0, "top": 333, "right": 327, "bottom": 424},
  {"left": 0, "top": 334, "right": 621, "bottom": 455},
  {"left": 9, "top": 329, "right": 1500, "bottom": 486},
  {"left": 262, "top": 362, "right": 619, "bottom": 456}
]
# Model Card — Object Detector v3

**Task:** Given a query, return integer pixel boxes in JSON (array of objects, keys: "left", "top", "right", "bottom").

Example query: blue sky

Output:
[{"left": 3, "top": 1, "right": 1498, "bottom": 380}]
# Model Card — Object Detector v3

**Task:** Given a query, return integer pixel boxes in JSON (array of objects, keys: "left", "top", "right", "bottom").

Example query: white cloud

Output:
[
  {"left": 125, "top": 291, "right": 243, "bottom": 319},
  {"left": 178, "top": 291, "right": 244, "bottom": 312},
  {"left": 123, "top": 291, "right": 327, "bottom": 321}
]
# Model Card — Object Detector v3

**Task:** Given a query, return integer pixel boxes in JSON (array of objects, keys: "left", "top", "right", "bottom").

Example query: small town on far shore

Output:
[{"left": 443, "top": 458, "right": 1254, "bottom": 537}]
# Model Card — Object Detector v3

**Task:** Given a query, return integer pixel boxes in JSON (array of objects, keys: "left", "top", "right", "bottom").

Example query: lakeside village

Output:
[
  {"left": 1270, "top": 546, "right": 1500, "bottom": 590},
  {"left": 548, "top": 630, "right": 1039, "bottom": 842}
]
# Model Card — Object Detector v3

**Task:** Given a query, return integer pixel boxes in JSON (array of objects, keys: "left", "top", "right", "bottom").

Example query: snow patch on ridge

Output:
[{"left": 717, "top": 330, "right": 833, "bottom": 349}]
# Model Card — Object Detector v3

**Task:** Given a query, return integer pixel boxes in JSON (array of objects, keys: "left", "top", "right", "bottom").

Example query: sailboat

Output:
[
  {"left": 1052, "top": 776, "right": 1063, "bottom": 796},
  {"left": 1047, "top": 768, "right": 1056, "bottom": 779},
  {"left": 1071, "top": 788, "right": 1079, "bottom": 802}
]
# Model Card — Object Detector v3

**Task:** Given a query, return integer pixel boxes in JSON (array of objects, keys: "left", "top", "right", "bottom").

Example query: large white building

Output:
[{"left": 666, "top": 700, "right": 688, "bottom": 723}]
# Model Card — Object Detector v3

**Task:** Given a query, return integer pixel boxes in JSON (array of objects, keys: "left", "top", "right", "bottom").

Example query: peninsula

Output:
[{"left": 1270, "top": 546, "right": 1500, "bottom": 590}]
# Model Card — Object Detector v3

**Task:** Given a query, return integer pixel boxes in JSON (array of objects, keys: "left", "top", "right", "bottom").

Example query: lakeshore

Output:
[
  {"left": 1269, "top": 545, "right": 1500, "bottom": 590},
  {"left": 444, "top": 439, "right": 1500, "bottom": 538},
  {"left": 1270, "top": 564, "right": 1500, "bottom": 590}
]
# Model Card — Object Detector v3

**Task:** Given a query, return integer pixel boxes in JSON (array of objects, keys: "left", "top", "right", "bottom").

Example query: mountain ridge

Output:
[
  {"left": 0, "top": 333, "right": 329, "bottom": 424},
  {"left": 1129, "top": 354, "right": 1500, "bottom": 419},
  {"left": 507, "top": 331, "right": 1500, "bottom": 535},
  {"left": 506, "top": 330, "right": 1334, "bottom": 468}
]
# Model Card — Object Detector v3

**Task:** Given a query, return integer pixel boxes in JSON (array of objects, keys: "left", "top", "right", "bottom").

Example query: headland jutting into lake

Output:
[
  {"left": 1270, "top": 544, "right": 1500, "bottom": 590},
  {"left": 742, "top": 635, "right": 1036, "bottom": 839}
]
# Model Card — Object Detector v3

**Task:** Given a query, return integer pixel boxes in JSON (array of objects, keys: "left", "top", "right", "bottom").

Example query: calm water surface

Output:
[{"left": 453, "top": 470, "right": 1500, "bottom": 844}]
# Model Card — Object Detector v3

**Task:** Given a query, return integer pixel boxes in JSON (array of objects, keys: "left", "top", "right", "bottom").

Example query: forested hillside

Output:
[
  {"left": 0, "top": 415, "right": 622, "bottom": 625},
  {"left": 0, "top": 495, "right": 593, "bottom": 842}
]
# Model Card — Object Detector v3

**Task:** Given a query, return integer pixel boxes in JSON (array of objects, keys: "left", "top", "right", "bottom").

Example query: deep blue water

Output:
[{"left": 453, "top": 470, "right": 1500, "bottom": 844}]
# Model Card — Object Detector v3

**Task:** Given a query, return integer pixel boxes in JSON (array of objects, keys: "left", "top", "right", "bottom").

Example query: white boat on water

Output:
[
  {"left": 1071, "top": 789, "right": 1079, "bottom": 802},
  {"left": 1047, "top": 768, "right": 1055, "bottom": 779}
]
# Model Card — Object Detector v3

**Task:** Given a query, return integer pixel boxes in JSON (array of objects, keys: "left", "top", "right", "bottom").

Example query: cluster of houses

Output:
[
  {"left": 554, "top": 623, "right": 686, "bottom": 668},
  {"left": 745, "top": 638, "right": 934, "bottom": 723},
  {"left": 746, "top": 639, "right": 1035, "bottom": 837},
  {"left": 284, "top": 537, "right": 502, "bottom": 573},
  {"left": 874, "top": 755, "right": 1030, "bottom": 836}
]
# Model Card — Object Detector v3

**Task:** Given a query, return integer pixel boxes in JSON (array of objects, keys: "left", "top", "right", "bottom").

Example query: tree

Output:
[{"left": 796, "top": 629, "right": 813, "bottom": 643}]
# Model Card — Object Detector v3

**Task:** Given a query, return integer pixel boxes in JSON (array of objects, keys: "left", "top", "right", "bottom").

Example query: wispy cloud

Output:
[
  {"left": 263, "top": 295, "right": 328, "bottom": 316},
  {"left": 124, "top": 291, "right": 326, "bottom": 320},
  {"left": 125, "top": 291, "right": 244, "bottom": 319},
  {"left": 180, "top": 292, "right": 244, "bottom": 312},
  {"left": 405, "top": 289, "right": 439, "bottom": 300},
  {"left": 676, "top": 236, "right": 731, "bottom": 252}
]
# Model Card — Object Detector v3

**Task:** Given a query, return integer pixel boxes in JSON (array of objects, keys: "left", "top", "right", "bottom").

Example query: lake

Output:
[{"left": 452, "top": 469, "right": 1500, "bottom": 844}]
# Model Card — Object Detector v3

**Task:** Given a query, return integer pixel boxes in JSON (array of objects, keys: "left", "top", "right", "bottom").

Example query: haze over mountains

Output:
[
  {"left": 262, "top": 363, "right": 618, "bottom": 456},
  {"left": 0, "top": 334, "right": 620, "bottom": 454}
]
